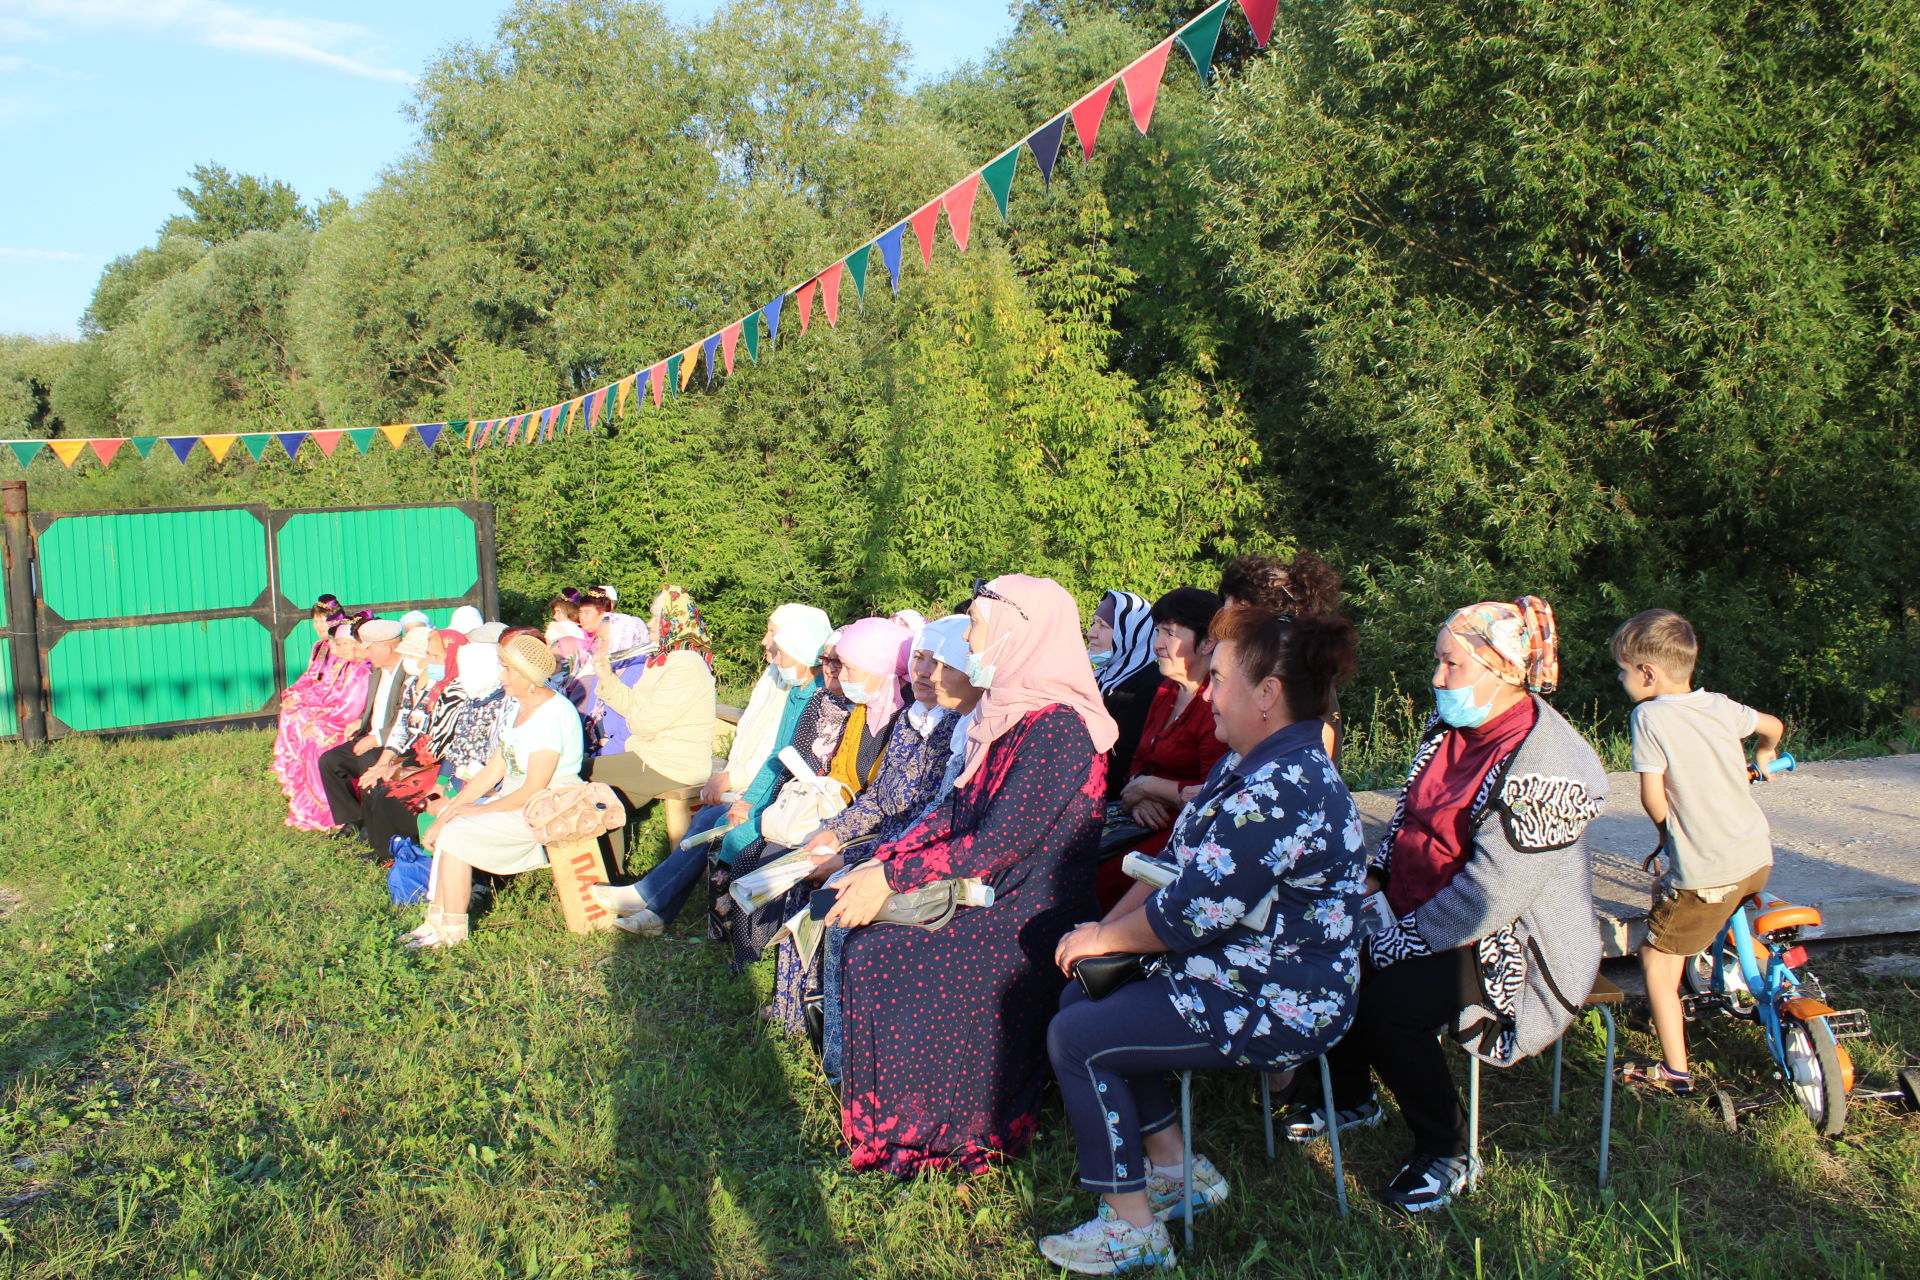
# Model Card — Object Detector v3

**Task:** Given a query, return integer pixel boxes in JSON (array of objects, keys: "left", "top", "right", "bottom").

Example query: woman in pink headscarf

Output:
[{"left": 827, "top": 575, "right": 1117, "bottom": 1176}]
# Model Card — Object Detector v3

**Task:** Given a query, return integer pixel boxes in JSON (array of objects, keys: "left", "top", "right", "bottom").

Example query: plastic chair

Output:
[
  {"left": 1173, "top": 1054, "right": 1347, "bottom": 1248},
  {"left": 1462, "top": 976, "right": 1620, "bottom": 1190}
]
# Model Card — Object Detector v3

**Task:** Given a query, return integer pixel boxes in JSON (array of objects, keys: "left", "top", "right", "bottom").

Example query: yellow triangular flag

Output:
[
  {"left": 679, "top": 346, "right": 699, "bottom": 390},
  {"left": 49, "top": 439, "right": 87, "bottom": 467},
  {"left": 379, "top": 424, "right": 411, "bottom": 449},
  {"left": 202, "top": 434, "right": 237, "bottom": 463},
  {"left": 615, "top": 375, "right": 633, "bottom": 418}
]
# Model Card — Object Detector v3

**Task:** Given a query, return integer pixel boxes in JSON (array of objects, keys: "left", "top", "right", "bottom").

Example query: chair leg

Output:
[
  {"left": 1551, "top": 1034, "right": 1564, "bottom": 1115},
  {"left": 1468, "top": 1053, "right": 1481, "bottom": 1182},
  {"left": 1180, "top": 1071, "right": 1194, "bottom": 1250},
  {"left": 1318, "top": 1054, "right": 1347, "bottom": 1218},
  {"left": 1260, "top": 1073, "right": 1275, "bottom": 1160},
  {"left": 1598, "top": 1006, "right": 1616, "bottom": 1191}
]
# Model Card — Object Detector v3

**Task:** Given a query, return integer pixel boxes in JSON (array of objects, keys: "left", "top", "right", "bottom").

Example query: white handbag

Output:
[{"left": 756, "top": 747, "right": 853, "bottom": 848}]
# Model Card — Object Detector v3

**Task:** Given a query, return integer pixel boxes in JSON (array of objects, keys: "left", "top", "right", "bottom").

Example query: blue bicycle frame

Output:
[{"left": 1701, "top": 901, "right": 1796, "bottom": 1064}]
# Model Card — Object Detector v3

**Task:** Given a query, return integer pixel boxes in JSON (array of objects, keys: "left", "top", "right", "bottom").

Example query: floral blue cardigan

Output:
[{"left": 1143, "top": 717, "right": 1368, "bottom": 1067}]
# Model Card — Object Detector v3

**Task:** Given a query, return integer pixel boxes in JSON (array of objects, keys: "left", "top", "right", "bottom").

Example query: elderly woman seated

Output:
[
  {"left": 1039, "top": 607, "right": 1364, "bottom": 1275},
  {"left": 401, "top": 633, "right": 586, "bottom": 950}
]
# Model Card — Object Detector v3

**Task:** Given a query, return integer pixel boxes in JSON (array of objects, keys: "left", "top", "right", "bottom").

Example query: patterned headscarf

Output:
[
  {"left": 1444, "top": 596, "right": 1560, "bottom": 693},
  {"left": 597, "top": 611, "right": 652, "bottom": 658},
  {"left": 429, "top": 630, "right": 466, "bottom": 701},
  {"left": 1093, "top": 589, "right": 1156, "bottom": 693},
  {"left": 649, "top": 584, "right": 713, "bottom": 670}
]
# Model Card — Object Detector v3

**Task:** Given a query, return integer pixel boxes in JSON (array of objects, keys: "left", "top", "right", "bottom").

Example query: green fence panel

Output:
[
  {"left": 37, "top": 508, "right": 268, "bottom": 621},
  {"left": 0, "top": 639, "right": 14, "bottom": 739},
  {"left": 276, "top": 509, "right": 480, "bottom": 612},
  {"left": 46, "top": 617, "right": 278, "bottom": 733}
]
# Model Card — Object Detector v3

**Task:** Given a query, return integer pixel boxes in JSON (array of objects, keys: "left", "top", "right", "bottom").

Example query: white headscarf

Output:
[
  {"left": 454, "top": 642, "right": 502, "bottom": 699},
  {"left": 447, "top": 605, "right": 484, "bottom": 636},
  {"left": 772, "top": 606, "right": 834, "bottom": 667},
  {"left": 916, "top": 614, "right": 972, "bottom": 675}
]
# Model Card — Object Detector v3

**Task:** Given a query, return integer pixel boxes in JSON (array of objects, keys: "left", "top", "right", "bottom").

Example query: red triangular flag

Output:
[
  {"left": 1238, "top": 0, "right": 1278, "bottom": 47},
  {"left": 908, "top": 200, "right": 941, "bottom": 269},
  {"left": 820, "top": 261, "right": 844, "bottom": 327},
  {"left": 1071, "top": 78, "right": 1117, "bottom": 160},
  {"left": 720, "top": 322, "right": 742, "bottom": 375},
  {"left": 88, "top": 438, "right": 126, "bottom": 467},
  {"left": 650, "top": 362, "right": 666, "bottom": 408},
  {"left": 312, "top": 430, "right": 343, "bottom": 457},
  {"left": 1121, "top": 39, "right": 1173, "bottom": 134},
  {"left": 942, "top": 174, "right": 981, "bottom": 252},
  {"left": 796, "top": 278, "right": 817, "bottom": 334}
]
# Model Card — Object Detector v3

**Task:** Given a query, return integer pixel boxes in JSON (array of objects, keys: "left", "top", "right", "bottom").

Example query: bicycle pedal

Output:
[
  {"left": 1826, "top": 1009, "right": 1872, "bottom": 1039},
  {"left": 1683, "top": 994, "right": 1730, "bottom": 1022}
]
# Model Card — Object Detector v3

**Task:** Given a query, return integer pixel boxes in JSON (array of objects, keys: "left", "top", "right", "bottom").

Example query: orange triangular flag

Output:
[
  {"left": 379, "top": 424, "right": 410, "bottom": 449},
  {"left": 49, "top": 439, "right": 86, "bottom": 467},
  {"left": 908, "top": 200, "right": 941, "bottom": 269},
  {"left": 203, "top": 434, "right": 237, "bottom": 463},
  {"left": 1121, "top": 39, "right": 1173, "bottom": 134},
  {"left": 88, "top": 438, "right": 126, "bottom": 467},
  {"left": 615, "top": 375, "right": 633, "bottom": 418},
  {"left": 819, "top": 262, "right": 845, "bottom": 327},
  {"left": 720, "top": 322, "right": 741, "bottom": 375},
  {"left": 649, "top": 362, "right": 666, "bottom": 408},
  {"left": 943, "top": 174, "right": 981, "bottom": 252},
  {"left": 796, "top": 279, "right": 817, "bottom": 335},
  {"left": 312, "top": 430, "right": 343, "bottom": 457},
  {"left": 1072, "top": 78, "right": 1118, "bottom": 160}
]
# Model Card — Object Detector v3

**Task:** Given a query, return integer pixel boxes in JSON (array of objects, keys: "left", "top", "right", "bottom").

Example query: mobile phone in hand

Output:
[{"left": 809, "top": 888, "right": 839, "bottom": 921}]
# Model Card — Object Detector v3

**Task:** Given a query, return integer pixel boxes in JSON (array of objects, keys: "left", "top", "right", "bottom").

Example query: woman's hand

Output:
[
  {"left": 1177, "top": 784, "right": 1201, "bottom": 805},
  {"left": 1131, "top": 798, "right": 1174, "bottom": 831},
  {"left": 1118, "top": 776, "right": 1152, "bottom": 809},
  {"left": 1055, "top": 922, "right": 1111, "bottom": 976},
  {"left": 804, "top": 852, "right": 845, "bottom": 883},
  {"left": 823, "top": 862, "right": 892, "bottom": 928},
  {"left": 726, "top": 800, "right": 750, "bottom": 826},
  {"left": 701, "top": 771, "right": 730, "bottom": 805},
  {"left": 1364, "top": 872, "right": 1384, "bottom": 896}
]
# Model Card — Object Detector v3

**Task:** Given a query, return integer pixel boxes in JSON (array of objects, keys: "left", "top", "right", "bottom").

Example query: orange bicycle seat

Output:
[{"left": 1754, "top": 903, "right": 1822, "bottom": 934}]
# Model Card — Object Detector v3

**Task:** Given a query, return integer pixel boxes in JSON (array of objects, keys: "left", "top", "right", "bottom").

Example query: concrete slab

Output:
[{"left": 1353, "top": 754, "right": 1920, "bottom": 957}]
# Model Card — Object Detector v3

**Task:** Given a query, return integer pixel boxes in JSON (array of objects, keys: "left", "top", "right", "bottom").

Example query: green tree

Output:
[{"left": 161, "top": 162, "right": 338, "bottom": 246}]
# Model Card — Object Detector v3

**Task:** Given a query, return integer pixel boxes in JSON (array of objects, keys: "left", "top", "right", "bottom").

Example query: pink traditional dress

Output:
[{"left": 275, "top": 656, "right": 372, "bottom": 830}]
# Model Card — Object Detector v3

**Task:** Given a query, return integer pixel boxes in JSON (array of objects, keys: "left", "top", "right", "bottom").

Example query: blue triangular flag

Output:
[
  {"left": 702, "top": 333, "right": 721, "bottom": 384},
  {"left": 417, "top": 423, "right": 445, "bottom": 449},
  {"left": 167, "top": 437, "right": 197, "bottom": 463},
  {"left": 762, "top": 294, "right": 784, "bottom": 349},
  {"left": 1026, "top": 115, "right": 1067, "bottom": 189},
  {"left": 876, "top": 225, "right": 905, "bottom": 294},
  {"left": 276, "top": 432, "right": 308, "bottom": 458}
]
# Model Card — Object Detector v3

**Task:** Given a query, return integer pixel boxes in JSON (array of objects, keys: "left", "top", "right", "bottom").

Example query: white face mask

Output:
[
  {"left": 841, "top": 677, "right": 874, "bottom": 705},
  {"left": 771, "top": 663, "right": 805, "bottom": 690},
  {"left": 965, "top": 632, "right": 1010, "bottom": 691}
]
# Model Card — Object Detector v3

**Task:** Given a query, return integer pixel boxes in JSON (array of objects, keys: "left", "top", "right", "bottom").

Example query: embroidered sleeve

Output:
[{"left": 1493, "top": 773, "right": 1602, "bottom": 852}]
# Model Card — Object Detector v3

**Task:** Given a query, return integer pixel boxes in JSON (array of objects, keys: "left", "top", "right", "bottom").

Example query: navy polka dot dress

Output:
[{"left": 838, "top": 705, "right": 1105, "bottom": 1175}]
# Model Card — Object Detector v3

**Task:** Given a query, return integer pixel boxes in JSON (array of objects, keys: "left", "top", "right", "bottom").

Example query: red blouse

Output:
[
  {"left": 1385, "top": 696, "right": 1538, "bottom": 918},
  {"left": 1126, "top": 678, "right": 1230, "bottom": 858}
]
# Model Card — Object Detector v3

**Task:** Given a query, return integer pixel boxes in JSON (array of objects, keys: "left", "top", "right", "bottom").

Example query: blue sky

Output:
[{"left": 0, "top": 0, "right": 1018, "bottom": 338}]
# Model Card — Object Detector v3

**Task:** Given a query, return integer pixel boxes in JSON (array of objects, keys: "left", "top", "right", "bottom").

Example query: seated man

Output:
[{"left": 318, "top": 618, "right": 408, "bottom": 847}]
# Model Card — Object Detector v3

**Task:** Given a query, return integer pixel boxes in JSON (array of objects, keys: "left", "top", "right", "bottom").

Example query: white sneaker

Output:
[
  {"left": 589, "top": 882, "right": 648, "bottom": 914},
  {"left": 612, "top": 908, "right": 665, "bottom": 936},
  {"left": 1141, "top": 1153, "right": 1230, "bottom": 1222},
  {"left": 1038, "top": 1213, "right": 1175, "bottom": 1275}
]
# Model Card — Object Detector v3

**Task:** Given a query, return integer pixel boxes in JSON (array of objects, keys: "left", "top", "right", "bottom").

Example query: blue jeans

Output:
[{"left": 634, "top": 805, "right": 724, "bottom": 923}]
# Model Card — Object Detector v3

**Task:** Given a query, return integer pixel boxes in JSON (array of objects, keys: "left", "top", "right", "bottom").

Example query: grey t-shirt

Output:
[{"left": 1630, "top": 690, "right": 1772, "bottom": 888}]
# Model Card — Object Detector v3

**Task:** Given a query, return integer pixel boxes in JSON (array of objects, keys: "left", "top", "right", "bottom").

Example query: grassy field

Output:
[{"left": 2, "top": 730, "right": 1917, "bottom": 1280}]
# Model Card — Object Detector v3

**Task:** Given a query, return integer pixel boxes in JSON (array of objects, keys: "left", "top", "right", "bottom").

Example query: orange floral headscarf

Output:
[{"left": 1443, "top": 596, "right": 1559, "bottom": 693}]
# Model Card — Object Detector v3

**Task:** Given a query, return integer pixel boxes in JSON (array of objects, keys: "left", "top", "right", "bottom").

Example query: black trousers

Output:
[
  {"left": 1325, "top": 946, "right": 1481, "bottom": 1157},
  {"left": 361, "top": 782, "right": 422, "bottom": 859},
  {"left": 319, "top": 741, "right": 380, "bottom": 830}
]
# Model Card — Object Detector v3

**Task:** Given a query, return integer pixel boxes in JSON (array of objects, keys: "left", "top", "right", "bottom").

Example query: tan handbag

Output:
[{"left": 524, "top": 783, "right": 627, "bottom": 843}]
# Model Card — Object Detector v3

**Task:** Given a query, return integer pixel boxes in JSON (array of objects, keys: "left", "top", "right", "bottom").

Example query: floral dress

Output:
[
  {"left": 1143, "top": 717, "right": 1369, "bottom": 1067},
  {"left": 839, "top": 704, "right": 1105, "bottom": 1175}
]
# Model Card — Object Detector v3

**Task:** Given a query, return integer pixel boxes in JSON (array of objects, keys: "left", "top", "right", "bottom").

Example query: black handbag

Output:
[{"left": 1072, "top": 952, "right": 1150, "bottom": 1001}]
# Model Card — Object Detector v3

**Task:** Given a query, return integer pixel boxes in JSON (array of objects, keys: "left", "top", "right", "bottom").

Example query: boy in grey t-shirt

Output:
[{"left": 1612, "top": 610, "right": 1784, "bottom": 1096}]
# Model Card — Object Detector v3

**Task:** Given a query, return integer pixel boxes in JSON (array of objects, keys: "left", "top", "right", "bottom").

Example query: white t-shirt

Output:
[
  {"left": 499, "top": 691, "right": 585, "bottom": 790},
  {"left": 1630, "top": 690, "right": 1772, "bottom": 888}
]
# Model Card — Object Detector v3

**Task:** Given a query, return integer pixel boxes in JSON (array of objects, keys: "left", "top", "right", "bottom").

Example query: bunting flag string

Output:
[{"left": 3, "top": 0, "right": 1258, "bottom": 473}]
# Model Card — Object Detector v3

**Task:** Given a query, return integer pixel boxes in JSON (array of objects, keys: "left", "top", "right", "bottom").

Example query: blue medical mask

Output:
[
  {"left": 1088, "top": 649, "right": 1113, "bottom": 671},
  {"left": 1434, "top": 679, "right": 1494, "bottom": 729},
  {"left": 427, "top": 663, "right": 446, "bottom": 683}
]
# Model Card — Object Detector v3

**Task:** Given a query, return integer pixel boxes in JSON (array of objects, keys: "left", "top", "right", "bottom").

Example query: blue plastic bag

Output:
[{"left": 387, "top": 835, "right": 431, "bottom": 905}]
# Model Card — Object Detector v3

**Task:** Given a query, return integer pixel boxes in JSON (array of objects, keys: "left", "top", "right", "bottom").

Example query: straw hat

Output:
[{"left": 500, "top": 632, "right": 557, "bottom": 684}]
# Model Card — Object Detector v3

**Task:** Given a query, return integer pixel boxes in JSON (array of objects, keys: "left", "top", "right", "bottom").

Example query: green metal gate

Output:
[{"left": 2, "top": 484, "right": 496, "bottom": 742}]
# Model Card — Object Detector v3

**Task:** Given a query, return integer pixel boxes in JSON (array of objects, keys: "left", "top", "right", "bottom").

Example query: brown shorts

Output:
[{"left": 1645, "top": 865, "right": 1772, "bottom": 955}]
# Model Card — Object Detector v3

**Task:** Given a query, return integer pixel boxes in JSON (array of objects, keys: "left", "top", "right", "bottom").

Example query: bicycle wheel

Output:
[
  {"left": 1781, "top": 1015, "right": 1849, "bottom": 1137},
  {"left": 1682, "top": 949, "right": 1754, "bottom": 1010}
]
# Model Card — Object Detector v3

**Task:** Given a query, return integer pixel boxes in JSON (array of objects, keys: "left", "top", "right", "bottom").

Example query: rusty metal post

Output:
[{"left": 1, "top": 481, "right": 47, "bottom": 744}]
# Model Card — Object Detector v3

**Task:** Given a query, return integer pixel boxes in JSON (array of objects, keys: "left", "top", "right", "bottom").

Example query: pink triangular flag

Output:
[
  {"left": 908, "top": 200, "right": 941, "bottom": 269},
  {"left": 650, "top": 362, "right": 666, "bottom": 408},
  {"left": 1238, "top": 0, "right": 1278, "bottom": 47},
  {"left": 312, "top": 430, "right": 342, "bottom": 457},
  {"left": 820, "top": 261, "right": 844, "bottom": 327},
  {"left": 942, "top": 174, "right": 981, "bottom": 252},
  {"left": 88, "top": 438, "right": 126, "bottom": 467},
  {"left": 1121, "top": 39, "right": 1173, "bottom": 134},
  {"left": 796, "top": 278, "right": 817, "bottom": 334},
  {"left": 1071, "top": 78, "right": 1117, "bottom": 160},
  {"left": 720, "top": 322, "right": 742, "bottom": 375}
]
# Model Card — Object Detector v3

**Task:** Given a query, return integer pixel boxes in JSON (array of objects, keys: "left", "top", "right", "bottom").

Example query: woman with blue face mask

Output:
[
  {"left": 1297, "top": 595, "right": 1608, "bottom": 1216},
  {"left": 1087, "top": 591, "right": 1159, "bottom": 800}
]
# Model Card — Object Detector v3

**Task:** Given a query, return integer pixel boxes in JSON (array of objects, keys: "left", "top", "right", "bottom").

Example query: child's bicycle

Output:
[{"left": 1678, "top": 755, "right": 1920, "bottom": 1135}]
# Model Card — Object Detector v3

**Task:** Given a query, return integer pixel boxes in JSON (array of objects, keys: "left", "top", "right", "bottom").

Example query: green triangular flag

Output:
[
  {"left": 665, "top": 353, "right": 683, "bottom": 397},
  {"left": 7, "top": 440, "right": 44, "bottom": 468},
  {"left": 981, "top": 147, "right": 1020, "bottom": 220},
  {"left": 241, "top": 433, "right": 272, "bottom": 461},
  {"left": 130, "top": 436, "right": 159, "bottom": 460},
  {"left": 742, "top": 313, "right": 760, "bottom": 363},
  {"left": 846, "top": 245, "right": 869, "bottom": 299},
  {"left": 347, "top": 428, "right": 376, "bottom": 454},
  {"left": 1175, "top": 1, "right": 1229, "bottom": 82}
]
